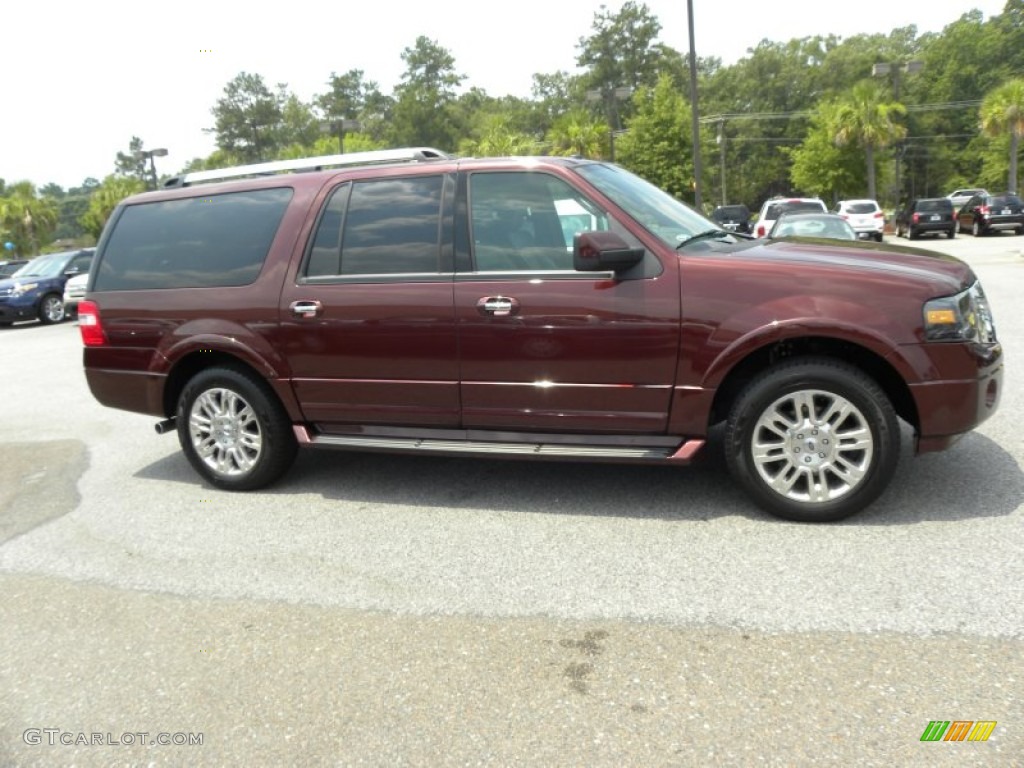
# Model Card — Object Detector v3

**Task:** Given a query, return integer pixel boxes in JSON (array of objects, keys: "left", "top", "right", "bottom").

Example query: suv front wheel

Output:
[
  {"left": 724, "top": 358, "right": 899, "bottom": 522},
  {"left": 176, "top": 366, "right": 298, "bottom": 490},
  {"left": 38, "top": 293, "right": 66, "bottom": 324}
]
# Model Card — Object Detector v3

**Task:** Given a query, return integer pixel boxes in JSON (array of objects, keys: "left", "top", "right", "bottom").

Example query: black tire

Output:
[
  {"left": 724, "top": 358, "right": 899, "bottom": 523},
  {"left": 38, "top": 293, "right": 66, "bottom": 324},
  {"left": 874, "top": 232, "right": 883, "bottom": 242},
  {"left": 907, "top": 227, "right": 918, "bottom": 240},
  {"left": 176, "top": 366, "right": 297, "bottom": 491},
  {"left": 972, "top": 219, "right": 984, "bottom": 237},
  {"left": 947, "top": 228, "right": 956, "bottom": 239}
]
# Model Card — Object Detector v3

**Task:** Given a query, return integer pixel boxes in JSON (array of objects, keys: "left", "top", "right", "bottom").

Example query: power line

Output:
[{"left": 700, "top": 100, "right": 984, "bottom": 124}]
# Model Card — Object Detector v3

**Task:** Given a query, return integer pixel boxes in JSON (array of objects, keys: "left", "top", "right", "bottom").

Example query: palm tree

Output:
[
  {"left": 828, "top": 82, "right": 907, "bottom": 201},
  {"left": 79, "top": 176, "right": 145, "bottom": 240},
  {"left": 547, "top": 110, "right": 608, "bottom": 159},
  {"left": 0, "top": 181, "right": 59, "bottom": 257},
  {"left": 979, "top": 78, "right": 1024, "bottom": 194}
]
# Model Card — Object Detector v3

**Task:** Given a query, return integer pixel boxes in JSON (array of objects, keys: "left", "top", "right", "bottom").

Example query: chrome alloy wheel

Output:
[
  {"left": 750, "top": 389, "right": 873, "bottom": 504},
  {"left": 188, "top": 387, "right": 263, "bottom": 477},
  {"left": 41, "top": 295, "right": 65, "bottom": 323}
]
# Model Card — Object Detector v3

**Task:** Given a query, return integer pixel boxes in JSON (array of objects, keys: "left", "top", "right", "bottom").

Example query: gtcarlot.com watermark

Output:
[{"left": 23, "top": 728, "right": 203, "bottom": 747}]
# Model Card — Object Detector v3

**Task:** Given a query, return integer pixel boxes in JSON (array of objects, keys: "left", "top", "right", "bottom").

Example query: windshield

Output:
[
  {"left": 576, "top": 163, "right": 714, "bottom": 248},
  {"left": 12, "top": 253, "right": 68, "bottom": 279}
]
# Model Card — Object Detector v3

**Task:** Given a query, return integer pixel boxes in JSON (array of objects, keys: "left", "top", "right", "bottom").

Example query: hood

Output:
[{"left": 744, "top": 237, "right": 973, "bottom": 294}]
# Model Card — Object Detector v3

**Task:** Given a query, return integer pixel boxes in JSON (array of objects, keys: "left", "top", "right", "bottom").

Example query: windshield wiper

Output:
[{"left": 676, "top": 228, "right": 733, "bottom": 249}]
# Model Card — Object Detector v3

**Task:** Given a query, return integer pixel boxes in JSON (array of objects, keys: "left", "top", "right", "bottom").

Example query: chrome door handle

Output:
[
  {"left": 289, "top": 300, "right": 323, "bottom": 318},
  {"left": 476, "top": 296, "right": 520, "bottom": 317}
]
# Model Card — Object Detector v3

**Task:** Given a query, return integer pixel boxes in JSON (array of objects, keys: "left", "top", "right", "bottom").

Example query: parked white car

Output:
[
  {"left": 753, "top": 197, "right": 827, "bottom": 238},
  {"left": 62, "top": 272, "right": 88, "bottom": 318},
  {"left": 834, "top": 199, "right": 885, "bottom": 241}
]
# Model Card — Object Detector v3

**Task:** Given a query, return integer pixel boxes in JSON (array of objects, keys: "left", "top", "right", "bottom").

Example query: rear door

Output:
[
  {"left": 454, "top": 169, "right": 679, "bottom": 434},
  {"left": 278, "top": 171, "right": 460, "bottom": 428}
]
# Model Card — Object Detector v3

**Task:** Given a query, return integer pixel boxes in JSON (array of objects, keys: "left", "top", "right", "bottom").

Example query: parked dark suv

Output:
[
  {"left": 956, "top": 192, "right": 1024, "bottom": 236},
  {"left": 78, "top": 149, "right": 1003, "bottom": 522},
  {"left": 0, "top": 248, "right": 94, "bottom": 325},
  {"left": 710, "top": 204, "right": 751, "bottom": 234},
  {"left": 894, "top": 198, "right": 956, "bottom": 240}
]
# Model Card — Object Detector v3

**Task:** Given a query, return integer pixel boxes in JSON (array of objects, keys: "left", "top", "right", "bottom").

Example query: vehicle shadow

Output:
[{"left": 134, "top": 423, "right": 1022, "bottom": 526}]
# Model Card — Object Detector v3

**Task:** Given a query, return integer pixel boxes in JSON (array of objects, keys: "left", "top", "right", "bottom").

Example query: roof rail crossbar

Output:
[{"left": 163, "top": 147, "right": 451, "bottom": 188}]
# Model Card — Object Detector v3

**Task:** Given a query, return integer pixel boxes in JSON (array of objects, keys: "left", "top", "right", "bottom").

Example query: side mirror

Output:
[{"left": 573, "top": 231, "right": 644, "bottom": 273}]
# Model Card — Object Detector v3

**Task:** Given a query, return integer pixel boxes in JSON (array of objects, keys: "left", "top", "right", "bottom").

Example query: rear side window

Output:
[
  {"left": 305, "top": 175, "right": 445, "bottom": 277},
  {"left": 94, "top": 188, "right": 292, "bottom": 290}
]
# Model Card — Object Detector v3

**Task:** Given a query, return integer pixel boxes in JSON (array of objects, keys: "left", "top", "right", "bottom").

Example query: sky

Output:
[{"left": 3, "top": 0, "right": 1008, "bottom": 190}]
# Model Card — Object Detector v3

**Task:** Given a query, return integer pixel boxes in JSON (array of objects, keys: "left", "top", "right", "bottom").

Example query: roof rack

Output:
[{"left": 162, "top": 147, "right": 451, "bottom": 188}]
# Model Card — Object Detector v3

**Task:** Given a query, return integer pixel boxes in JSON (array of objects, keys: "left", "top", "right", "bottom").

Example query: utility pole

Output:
[{"left": 687, "top": 0, "right": 703, "bottom": 211}]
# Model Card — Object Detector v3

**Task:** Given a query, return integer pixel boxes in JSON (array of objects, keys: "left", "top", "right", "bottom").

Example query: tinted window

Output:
[
  {"left": 990, "top": 195, "right": 1021, "bottom": 207},
  {"left": 335, "top": 176, "right": 445, "bottom": 275},
  {"left": 766, "top": 201, "right": 823, "bottom": 220},
  {"left": 844, "top": 203, "right": 878, "bottom": 214},
  {"left": 94, "top": 188, "right": 292, "bottom": 290},
  {"left": 916, "top": 199, "right": 952, "bottom": 213},
  {"left": 470, "top": 172, "right": 610, "bottom": 271},
  {"left": 66, "top": 253, "right": 93, "bottom": 275},
  {"left": 785, "top": 201, "right": 826, "bottom": 214},
  {"left": 713, "top": 205, "right": 748, "bottom": 220}
]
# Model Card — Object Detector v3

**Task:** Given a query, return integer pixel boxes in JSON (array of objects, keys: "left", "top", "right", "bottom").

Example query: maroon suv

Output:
[{"left": 78, "top": 149, "right": 1003, "bottom": 522}]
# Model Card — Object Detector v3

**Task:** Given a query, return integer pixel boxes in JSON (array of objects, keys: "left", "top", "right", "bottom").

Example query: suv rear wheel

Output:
[
  {"left": 176, "top": 366, "right": 297, "bottom": 490},
  {"left": 724, "top": 358, "right": 899, "bottom": 522}
]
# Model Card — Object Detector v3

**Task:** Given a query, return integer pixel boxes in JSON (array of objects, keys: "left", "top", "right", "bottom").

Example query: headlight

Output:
[
  {"left": 924, "top": 281, "right": 997, "bottom": 343},
  {"left": 11, "top": 282, "right": 38, "bottom": 297}
]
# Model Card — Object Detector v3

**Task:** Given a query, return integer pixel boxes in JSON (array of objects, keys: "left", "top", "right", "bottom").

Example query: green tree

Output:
[
  {"left": 79, "top": 176, "right": 145, "bottom": 240},
  {"left": 979, "top": 77, "right": 1024, "bottom": 193},
  {"left": 614, "top": 74, "right": 692, "bottom": 200},
  {"left": 209, "top": 72, "right": 285, "bottom": 162},
  {"left": 576, "top": 1, "right": 666, "bottom": 128},
  {"left": 278, "top": 92, "right": 322, "bottom": 148},
  {"left": 115, "top": 136, "right": 150, "bottom": 182},
  {"left": 545, "top": 110, "right": 608, "bottom": 159},
  {"left": 788, "top": 104, "right": 864, "bottom": 201},
  {"left": 459, "top": 115, "right": 541, "bottom": 157},
  {"left": 389, "top": 37, "right": 464, "bottom": 149},
  {"left": 0, "top": 182, "right": 59, "bottom": 256},
  {"left": 316, "top": 69, "right": 389, "bottom": 123},
  {"left": 828, "top": 81, "right": 907, "bottom": 201}
]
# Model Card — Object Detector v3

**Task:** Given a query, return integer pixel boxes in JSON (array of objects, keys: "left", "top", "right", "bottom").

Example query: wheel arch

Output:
[
  {"left": 707, "top": 335, "right": 918, "bottom": 433},
  {"left": 162, "top": 348, "right": 302, "bottom": 423}
]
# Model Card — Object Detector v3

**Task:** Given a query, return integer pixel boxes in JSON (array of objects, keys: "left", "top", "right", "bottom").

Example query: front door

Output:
[{"left": 455, "top": 170, "right": 679, "bottom": 434}]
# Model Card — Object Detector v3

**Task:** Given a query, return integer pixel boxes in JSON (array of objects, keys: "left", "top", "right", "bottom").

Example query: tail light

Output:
[
  {"left": 912, "top": 213, "right": 921, "bottom": 223},
  {"left": 756, "top": 224, "right": 766, "bottom": 237},
  {"left": 873, "top": 211, "right": 884, "bottom": 219},
  {"left": 978, "top": 205, "right": 990, "bottom": 216},
  {"left": 78, "top": 300, "right": 107, "bottom": 347}
]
